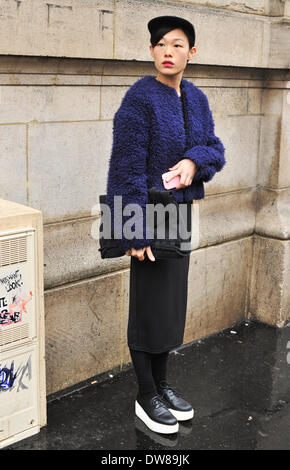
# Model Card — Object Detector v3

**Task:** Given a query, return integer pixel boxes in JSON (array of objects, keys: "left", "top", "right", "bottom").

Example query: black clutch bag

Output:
[{"left": 98, "top": 187, "right": 192, "bottom": 260}]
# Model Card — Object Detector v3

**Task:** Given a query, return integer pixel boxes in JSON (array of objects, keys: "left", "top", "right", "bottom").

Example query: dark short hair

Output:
[{"left": 150, "top": 25, "right": 195, "bottom": 49}]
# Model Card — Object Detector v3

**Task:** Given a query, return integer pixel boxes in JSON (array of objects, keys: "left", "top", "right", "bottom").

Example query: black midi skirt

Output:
[{"left": 127, "top": 200, "right": 192, "bottom": 354}]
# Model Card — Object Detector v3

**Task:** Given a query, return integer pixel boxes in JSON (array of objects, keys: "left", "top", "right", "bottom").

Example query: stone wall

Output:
[
  {"left": 0, "top": 0, "right": 289, "bottom": 68},
  {"left": 0, "top": 0, "right": 289, "bottom": 395}
]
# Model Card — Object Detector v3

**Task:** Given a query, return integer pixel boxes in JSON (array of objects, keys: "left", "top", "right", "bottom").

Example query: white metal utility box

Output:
[{"left": 0, "top": 199, "right": 46, "bottom": 448}]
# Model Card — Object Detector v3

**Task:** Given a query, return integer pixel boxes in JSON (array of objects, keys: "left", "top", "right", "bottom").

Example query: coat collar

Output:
[{"left": 145, "top": 75, "right": 188, "bottom": 98}]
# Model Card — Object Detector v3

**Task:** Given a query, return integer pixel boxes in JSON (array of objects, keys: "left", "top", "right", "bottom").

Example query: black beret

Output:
[{"left": 147, "top": 15, "right": 195, "bottom": 47}]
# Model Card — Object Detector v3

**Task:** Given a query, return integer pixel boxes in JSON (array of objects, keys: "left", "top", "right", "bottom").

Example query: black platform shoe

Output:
[
  {"left": 135, "top": 393, "right": 179, "bottom": 434},
  {"left": 157, "top": 381, "right": 194, "bottom": 421}
]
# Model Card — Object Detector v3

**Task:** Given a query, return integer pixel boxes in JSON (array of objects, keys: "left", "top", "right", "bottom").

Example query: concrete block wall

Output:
[{"left": 0, "top": 0, "right": 289, "bottom": 395}]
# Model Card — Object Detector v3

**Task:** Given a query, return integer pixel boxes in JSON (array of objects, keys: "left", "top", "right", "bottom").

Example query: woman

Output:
[{"left": 106, "top": 15, "right": 226, "bottom": 434}]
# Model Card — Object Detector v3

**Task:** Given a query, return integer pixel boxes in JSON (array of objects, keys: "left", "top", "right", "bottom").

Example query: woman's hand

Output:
[
  {"left": 166, "top": 159, "right": 197, "bottom": 190},
  {"left": 125, "top": 246, "right": 155, "bottom": 262}
]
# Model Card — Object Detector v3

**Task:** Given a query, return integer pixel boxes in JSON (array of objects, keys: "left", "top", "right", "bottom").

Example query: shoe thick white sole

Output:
[
  {"left": 135, "top": 400, "right": 179, "bottom": 434},
  {"left": 168, "top": 407, "right": 194, "bottom": 421}
]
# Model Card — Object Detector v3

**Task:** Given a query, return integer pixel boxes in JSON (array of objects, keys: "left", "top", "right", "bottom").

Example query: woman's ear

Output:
[
  {"left": 188, "top": 46, "right": 197, "bottom": 62},
  {"left": 149, "top": 44, "right": 155, "bottom": 59}
]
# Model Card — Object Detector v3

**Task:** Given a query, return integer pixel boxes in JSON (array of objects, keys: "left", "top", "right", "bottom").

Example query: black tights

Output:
[{"left": 129, "top": 348, "right": 170, "bottom": 397}]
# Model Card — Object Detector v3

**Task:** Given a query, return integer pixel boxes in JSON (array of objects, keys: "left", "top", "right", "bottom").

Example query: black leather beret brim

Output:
[{"left": 147, "top": 15, "right": 195, "bottom": 44}]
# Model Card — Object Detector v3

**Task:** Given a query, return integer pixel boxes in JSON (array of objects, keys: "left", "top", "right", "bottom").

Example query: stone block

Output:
[
  {"left": 255, "top": 187, "right": 290, "bottom": 239},
  {"left": 43, "top": 217, "right": 130, "bottom": 289},
  {"left": 0, "top": 85, "right": 100, "bottom": 123},
  {"left": 249, "top": 235, "right": 290, "bottom": 326},
  {"left": 28, "top": 120, "right": 112, "bottom": 222},
  {"left": 205, "top": 115, "right": 260, "bottom": 194},
  {"left": 0, "top": 0, "right": 114, "bottom": 59},
  {"left": 197, "top": 188, "right": 256, "bottom": 248},
  {"left": 45, "top": 270, "right": 125, "bottom": 395},
  {"left": 184, "top": 237, "right": 252, "bottom": 343},
  {"left": 115, "top": 0, "right": 267, "bottom": 67},
  {"left": 0, "top": 124, "right": 27, "bottom": 204}
]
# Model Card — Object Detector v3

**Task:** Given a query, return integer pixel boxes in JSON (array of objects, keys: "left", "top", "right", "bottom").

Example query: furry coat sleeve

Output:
[
  {"left": 106, "top": 96, "right": 154, "bottom": 252},
  {"left": 184, "top": 92, "right": 225, "bottom": 183}
]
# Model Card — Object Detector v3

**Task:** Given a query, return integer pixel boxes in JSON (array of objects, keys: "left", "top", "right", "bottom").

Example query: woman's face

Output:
[{"left": 149, "top": 28, "right": 196, "bottom": 77}]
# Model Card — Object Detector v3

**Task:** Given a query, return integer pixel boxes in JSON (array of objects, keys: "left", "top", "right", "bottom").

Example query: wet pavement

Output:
[{"left": 4, "top": 319, "right": 290, "bottom": 450}]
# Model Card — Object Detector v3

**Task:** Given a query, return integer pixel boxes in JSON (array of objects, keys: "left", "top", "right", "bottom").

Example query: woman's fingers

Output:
[
  {"left": 165, "top": 169, "right": 180, "bottom": 182},
  {"left": 146, "top": 246, "right": 155, "bottom": 262},
  {"left": 184, "top": 175, "right": 192, "bottom": 186},
  {"left": 168, "top": 162, "right": 181, "bottom": 171},
  {"left": 128, "top": 246, "right": 155, "bottom": 262},
  {"left": 131, "top": 247, "right": 145, "bottom": 261},
  {"left": 168, "top": 159, "right": 196, "bottom": 187},
  {"left": 175, "top": 172, "right": 193, "bottom": 189}
]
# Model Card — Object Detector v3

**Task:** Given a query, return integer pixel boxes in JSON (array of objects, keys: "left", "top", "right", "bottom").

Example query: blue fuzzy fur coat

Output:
[{"left": 106, "top": 75, "right": 226, "bottom": 252}]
